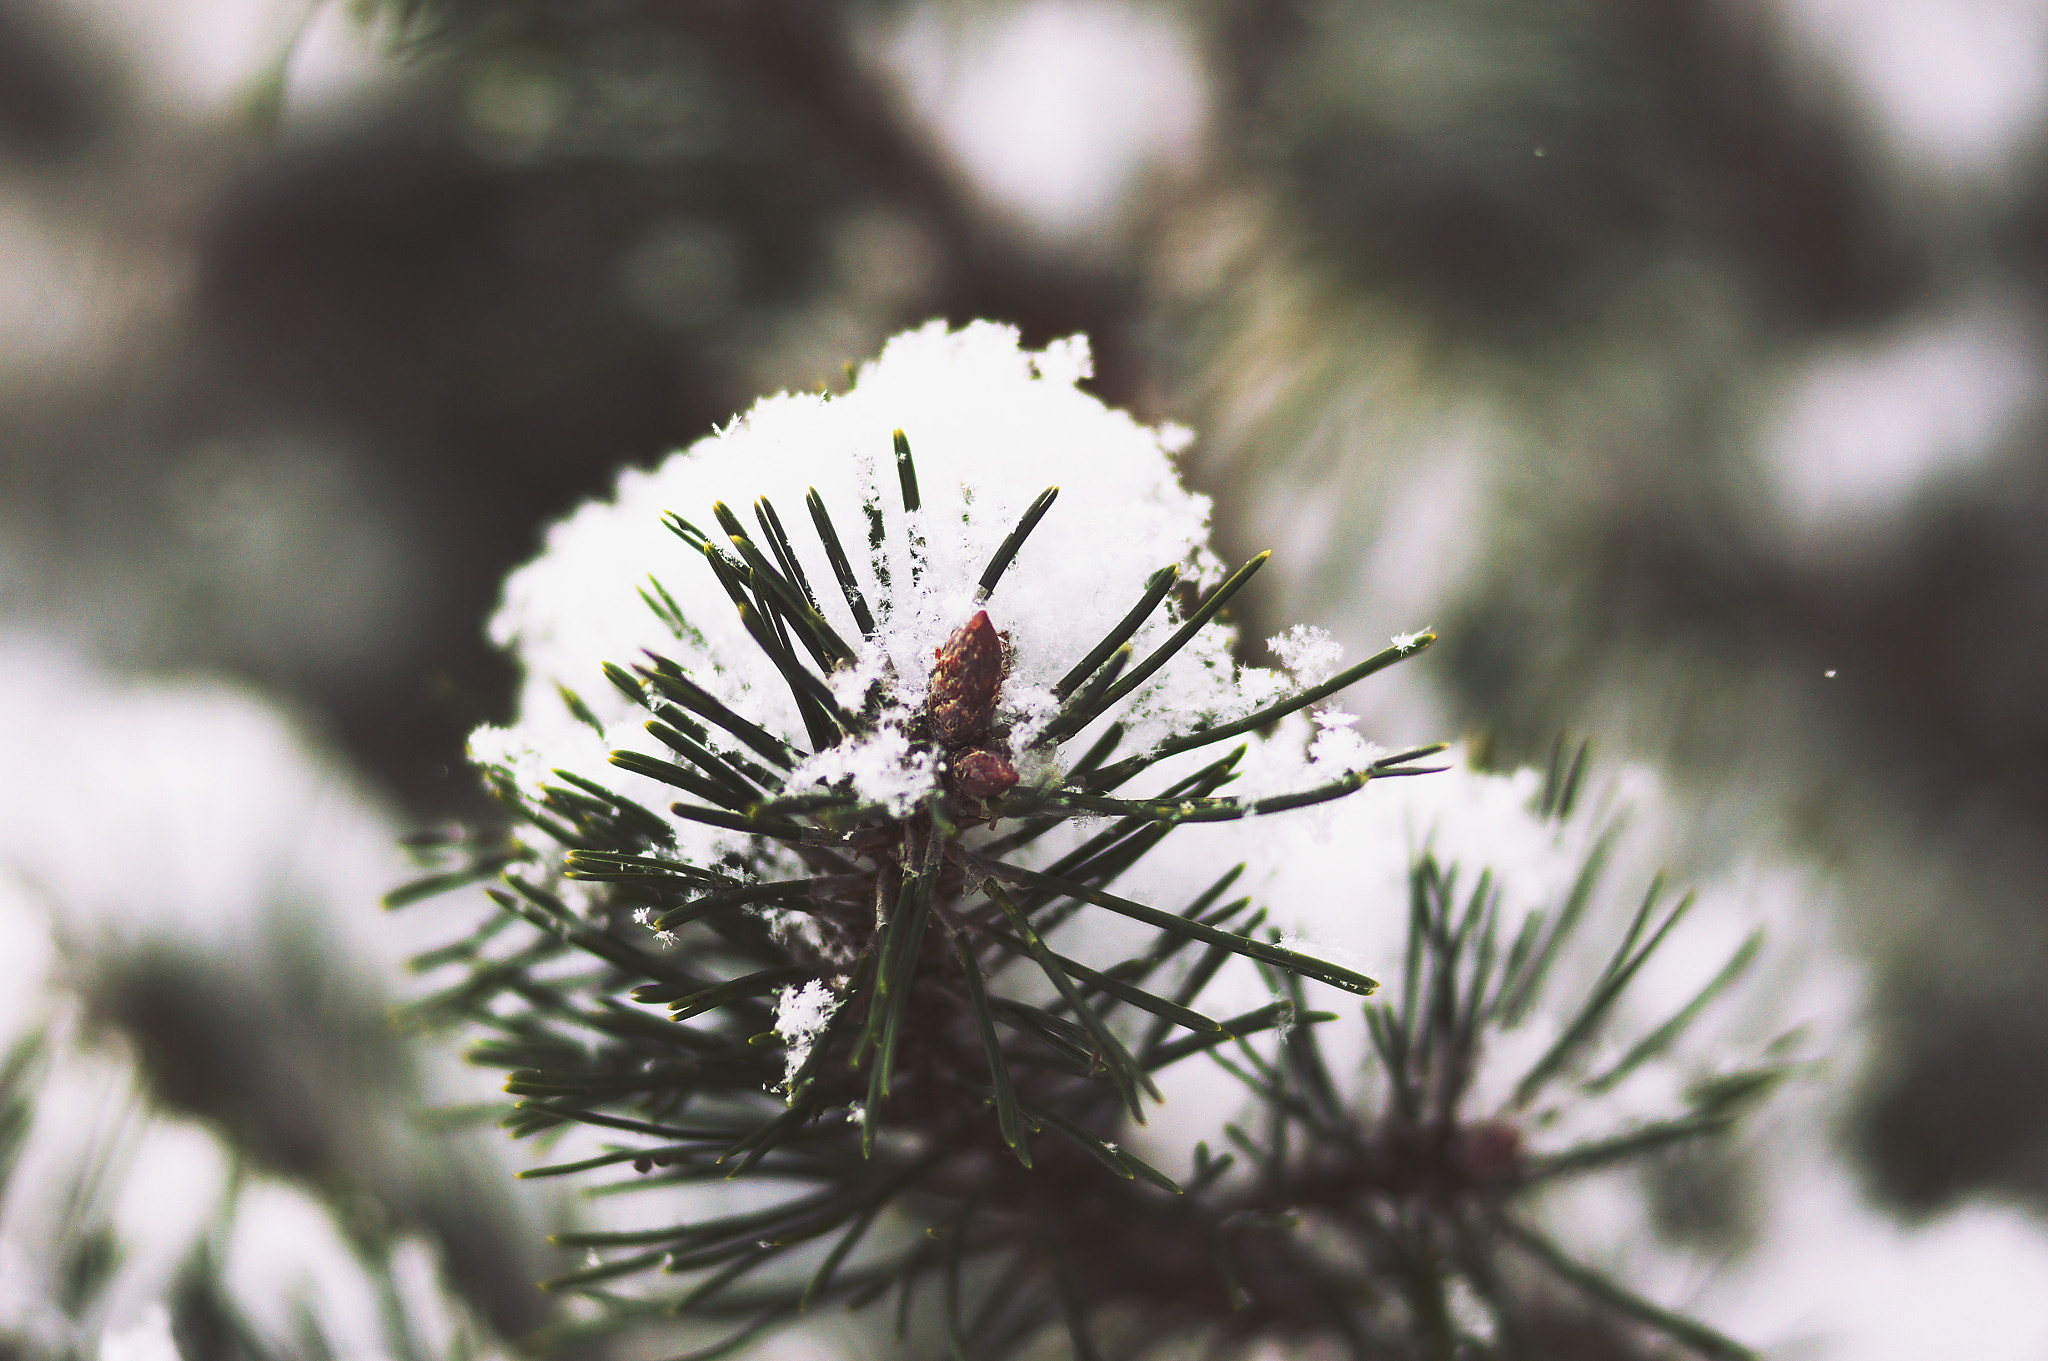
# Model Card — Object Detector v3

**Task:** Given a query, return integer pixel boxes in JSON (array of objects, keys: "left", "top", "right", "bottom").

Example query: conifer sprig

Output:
[{"left": 400, "top": 422, "right": 1782, "bottom": 1359}]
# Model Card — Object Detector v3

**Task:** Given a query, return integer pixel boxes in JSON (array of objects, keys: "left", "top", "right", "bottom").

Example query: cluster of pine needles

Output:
[{"left": 396, "top": 439, "right": 1779, "bottom": 1361}]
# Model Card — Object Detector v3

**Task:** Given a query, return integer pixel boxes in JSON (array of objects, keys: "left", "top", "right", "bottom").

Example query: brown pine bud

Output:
[
  {"left": 927, "top": 610, "right": 1005, "bottom": 746},
  {"left": 950, "top": 747, "right": 1020, "bottom": 801}
]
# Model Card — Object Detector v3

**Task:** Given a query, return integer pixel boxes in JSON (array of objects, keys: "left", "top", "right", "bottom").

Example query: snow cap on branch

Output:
[{"left": 472, "top": 321, "right": 1299, "bottom": 853}]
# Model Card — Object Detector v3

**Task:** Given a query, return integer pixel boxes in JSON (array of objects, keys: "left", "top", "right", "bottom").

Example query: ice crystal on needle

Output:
[
  {"left": 1268, "top": 624, "right": 1346, "bottom": 688},
  {"left": 772, "top": 978, "right": 844, "bottom": 1094}
]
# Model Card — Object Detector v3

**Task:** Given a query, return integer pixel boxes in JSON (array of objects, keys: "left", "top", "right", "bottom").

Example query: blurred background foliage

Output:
[{"left": 6, "top": 0, "right": 2048, "bottom": 1344}]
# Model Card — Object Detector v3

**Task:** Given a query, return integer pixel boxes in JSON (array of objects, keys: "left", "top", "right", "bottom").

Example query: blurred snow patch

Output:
[
  {"left": 1706, "top": 1154, "right": 2048, "bottom": 1357},
  {"left": 881, "top": 0, "right": 1209, "bottom": 243},
  {"left": 0, "top": 890, "right": 510, "bottom": 1360},
  {"left": 223, "top": 1182, "right": 390, "bottom": 1357},
  {"left": 0, "top": 636, "right": 406, "bottom": 963},
  {"left": 45, "top": 0, "right": 392, "bottom": 121},
  {"left": 1775, "top": 0, "right": 2048, "bottom": 183},
  {"left": 98, "top": 1305, "right": 179, "bottom": 1361},
  {"left": 0, "top": 879, "right": 55, "bottom": 1043},
  {"left": 1762, "top": 301, "right": 2039, "bottom": 541}
]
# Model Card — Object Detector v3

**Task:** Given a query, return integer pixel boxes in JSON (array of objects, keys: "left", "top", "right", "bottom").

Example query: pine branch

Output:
[{"left": 390, "top": 359, "right": 1786, "bottom": 1360}]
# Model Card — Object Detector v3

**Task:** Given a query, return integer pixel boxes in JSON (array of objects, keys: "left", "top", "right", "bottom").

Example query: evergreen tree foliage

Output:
[
  {"left": 394, "top": 336, "right": 1786, "bottom": 1358},
  {"left": 0, "top": 1019, "right": 506, "bottom": 1361}
]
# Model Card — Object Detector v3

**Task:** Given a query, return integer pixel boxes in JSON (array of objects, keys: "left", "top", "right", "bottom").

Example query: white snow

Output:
[
  {"left": 477, "top": 321, "right": 1337, "bottom": 856},
  {"left": 773, "top": 979, "right": 845, "bottom": 1095},
  {"left": 1267, "top": 624, "right": 1345, "bottom": 688},
  {"left": 99, "top": 1305, "right": 180, "bottom": 1361},
  {"left": 787, "top": 721, "right": 941, "bottom": 817}
]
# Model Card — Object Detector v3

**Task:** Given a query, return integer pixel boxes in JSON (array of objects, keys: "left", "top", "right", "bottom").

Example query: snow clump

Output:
[{"left": 472, "top": 320, "right": 1324, "bottom": 856}]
